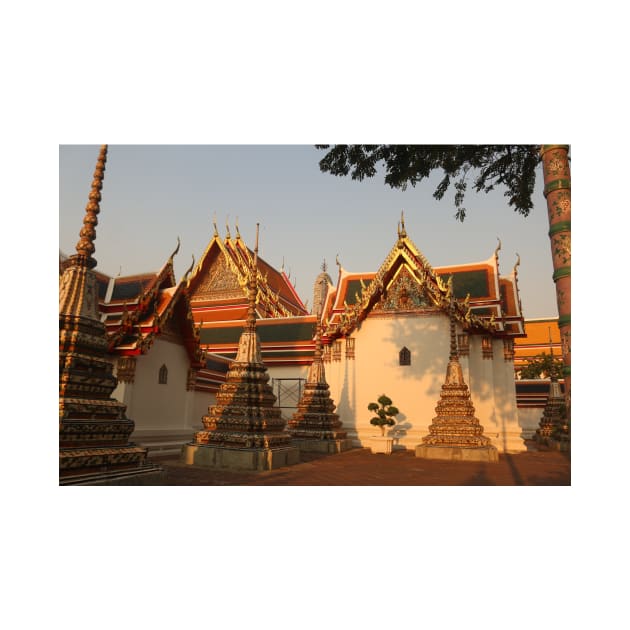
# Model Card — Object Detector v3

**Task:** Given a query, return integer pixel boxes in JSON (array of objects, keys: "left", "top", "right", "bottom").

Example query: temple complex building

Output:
[
  {"left": 316, "top": 218, "right": 526, "bottom": 453},
  {"left": 60, "top": 149, "right": 564, "bottom": 461}
]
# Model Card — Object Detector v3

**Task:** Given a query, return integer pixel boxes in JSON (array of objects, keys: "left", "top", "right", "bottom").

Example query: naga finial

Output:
[
  {"left": 225, "top": 216, "right": 231, "bottom": 240},
  {"left": 184, "top": 254, "right": 195, "bottom": 280},
  {"left": 235, "top": 217, "right": 241, "bottom": 239},
  {"left": 513, "top": 253, "right": 521, "bottom": 275},
  {"left": 399, "top": 210, "right": 407, "bottom": 237},
  {"left": 335, "top": 253, "right": 341, "bottom": 270},
  {"left": 169, "top": 236, "right": 181, "bottom": 263},
  {"left": 212, "top": 213, "right": 218, "bottom": 237},
  {"left": 495, "top": 237, "right": 502, "bottom": 258}
]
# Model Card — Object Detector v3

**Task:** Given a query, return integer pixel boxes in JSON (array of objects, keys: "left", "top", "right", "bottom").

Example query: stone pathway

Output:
[{"left": 146, "top": 444, "right": 570, "bottom": 486}]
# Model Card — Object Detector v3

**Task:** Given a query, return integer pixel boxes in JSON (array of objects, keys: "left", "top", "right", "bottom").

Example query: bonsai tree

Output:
[{"left": 368, "top": 394, "right": 400, "bottom": 436}]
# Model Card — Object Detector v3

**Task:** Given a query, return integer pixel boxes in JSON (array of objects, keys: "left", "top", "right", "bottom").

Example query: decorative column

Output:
[
  {"left": 415, "top": 302, "right": 498, "bottom": 463},
  {"left": 541, "top": 145, "right": 571, "bottom": 417},
  {"left": 59, "top": 145, "right": 162, "bottom": 485},
  {"left": 287, "top": 322, "right": 352, "bottom": 453},
  {"left": 181, "top": 225, "right": 300, "bottom": 471}
]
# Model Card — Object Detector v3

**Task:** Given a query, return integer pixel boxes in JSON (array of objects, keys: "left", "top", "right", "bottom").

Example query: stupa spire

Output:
[
  {"left": 287, "top": 315, "right": 350, "bottom": 452},
  {"left": 74, "top": 144, "right": 107, "bottom": 269}
]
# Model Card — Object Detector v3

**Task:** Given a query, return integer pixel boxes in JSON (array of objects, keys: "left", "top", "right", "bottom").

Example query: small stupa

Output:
[
  {"left": 535, "top": 330, "right": 568, "bottom": 445},
  {"left": 287, "top": 314, "right": 352, "bottom": 453},
  {"left": 59, "top": 145, "right": 163, "bottom": 485},
  {"left": 415, "top": 296, "right": 498, "bottom": 463},
  {"left": 181, "top": 225, "right": 300, "bottom": 471}
]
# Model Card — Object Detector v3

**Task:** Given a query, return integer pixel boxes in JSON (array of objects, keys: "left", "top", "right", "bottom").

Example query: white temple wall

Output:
[
  {"left": 491, "top": 343, "right": 525, "bottom": 452},
  {"left": 327, "top": 313, "right": 451, "bottom": 449},
  {"left": 325, "top": 313, "right": 525, "bottom": 453},
  {"left": 114, "top": 338, "right": 195, "bottom": 438}
]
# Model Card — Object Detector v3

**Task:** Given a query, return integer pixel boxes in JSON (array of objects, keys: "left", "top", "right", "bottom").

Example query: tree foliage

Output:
[
  {"left": 368, "top": 394, "right": 400, "bottom": 436},
  {"left": 316, "top": 145, "right": 541, "bottom": 221},
  {"left": 519, "top": 352, "right": 564, "bottom": 379}
]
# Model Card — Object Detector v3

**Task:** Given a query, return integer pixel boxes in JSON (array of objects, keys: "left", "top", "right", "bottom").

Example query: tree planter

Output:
[{"left": 369, "top": 436, "right": 394, "bottom": 455}]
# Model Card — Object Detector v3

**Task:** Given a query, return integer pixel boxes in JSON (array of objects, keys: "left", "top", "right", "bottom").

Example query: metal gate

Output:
[{"left": 271, "top": 378, "right": 305, "bottom": 416}]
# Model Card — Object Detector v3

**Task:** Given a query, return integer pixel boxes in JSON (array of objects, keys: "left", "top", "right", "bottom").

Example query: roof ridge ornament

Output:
[
  {"left": 225, "top": 216, "right": 231, "bottom": 240},
  {"left": 399, "top": 210, "right": 407, "bottom": 238},
  {"left": 183, "top": 254, "right": 195, "bottom": 281},
  {"left": 513, "top": 253, "right": 521, "bottom": 275},
  {"left": 169, "top": 236, "right": 181, "bottom": 263},
  {"left": 212, "top": 213, "right": 219, "bottom": 238},
  {"left": 235, "top": 217, "right": 241, "bottom": 239},
  {"left": 494, "top": 237, "right": 502, "bottom": 258}
]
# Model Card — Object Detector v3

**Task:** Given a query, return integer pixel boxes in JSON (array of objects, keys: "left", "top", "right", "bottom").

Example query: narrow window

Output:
[
  {"left": 159, "top": 364, "right": 168, "bottom": 384},
  {"left": 399, "top": 347, "right": 411, "bottom": 366}
]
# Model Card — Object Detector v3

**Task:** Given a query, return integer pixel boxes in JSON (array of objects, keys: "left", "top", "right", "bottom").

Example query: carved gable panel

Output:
[
  {"left": 161, "top": 312, "right": 185, "bottom": 343},
  {"left": 192, "top": 254, "right": 243, "bottom": 302},
  {"left": 373, "top": 266, "right": 435, "bottom": 313}
]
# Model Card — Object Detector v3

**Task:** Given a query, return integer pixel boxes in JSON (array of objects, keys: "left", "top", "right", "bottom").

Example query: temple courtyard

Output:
[{"left": 140, "top": 441, "right": 569, "bottom": 486}]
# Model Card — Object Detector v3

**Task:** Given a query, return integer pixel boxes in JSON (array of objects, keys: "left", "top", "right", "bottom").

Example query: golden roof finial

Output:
[
  {"left": 494, "top": 237, "right": 502, "bottom": 258},
  {"left": 235, "top": 217, "right": 241, "bottom": 239},
  {"left": 225, "top": 216, "right": 231, "bottom": 240},
  {"left": 184, "top": 254, "right": 195, "bottom": 280},
  {"left": 212, "top": 213, "right": 218, "bottom": 237},
  {"left": 75, "top": 144, "right": 107, "bottom": 268},
  {"left": 513, "top": 253, "right": 521, "bottom": 275},
  {"left": 399, "top": 210, "right": 407, "bottom": 238},
  {"left": 335, "top": 253, "right": 341, "bottom": 270},
  {"left": 168, "top": 236, "right": 181, "bottom": 263}
]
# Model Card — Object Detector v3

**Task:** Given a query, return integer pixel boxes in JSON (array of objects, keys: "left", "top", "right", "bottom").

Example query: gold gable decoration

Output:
[
  {"left": 193, "top": 253, "right": 244, "bottom": 302},
  {"left": 372, "top": 266, "right": 435, "bottom": 313}
]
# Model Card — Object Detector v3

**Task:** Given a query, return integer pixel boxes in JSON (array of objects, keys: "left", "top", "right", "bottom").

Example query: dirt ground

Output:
[{"left": 146, "top": 442, "right": 570, "bottom": 486}]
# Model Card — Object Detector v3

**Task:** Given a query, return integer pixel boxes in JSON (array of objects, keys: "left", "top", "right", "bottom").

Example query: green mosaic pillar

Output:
[{"left": 541, "top": 145, "right": 571, "bottom": 416}]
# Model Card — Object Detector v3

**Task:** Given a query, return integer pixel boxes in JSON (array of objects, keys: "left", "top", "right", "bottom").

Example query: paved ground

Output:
[{"left": 147, "top": 442, "right": 570, "bottom": 486}]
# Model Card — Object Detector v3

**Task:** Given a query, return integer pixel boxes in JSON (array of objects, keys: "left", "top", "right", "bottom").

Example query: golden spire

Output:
[
  {"left": 75, "top": 145, "right": 107, "bottom": 268},
  {"left": 399, "top": 210, "right": 407, "bottom": 238},
  {"left": 246, "top": 223, "right": 259, "bottom": 330}
]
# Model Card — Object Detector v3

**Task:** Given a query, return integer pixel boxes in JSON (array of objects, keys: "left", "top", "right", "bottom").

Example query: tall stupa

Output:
[
  {"left": 59, "top": 145, "right": 163, "bottom": 484},
  {"left": 181, "top": 225, "right": 300, "bottom": 471}
]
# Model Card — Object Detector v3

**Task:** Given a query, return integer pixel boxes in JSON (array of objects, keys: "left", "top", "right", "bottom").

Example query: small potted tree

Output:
[{"left": 367, "top": 394, "right": 400, "bottom": 454}]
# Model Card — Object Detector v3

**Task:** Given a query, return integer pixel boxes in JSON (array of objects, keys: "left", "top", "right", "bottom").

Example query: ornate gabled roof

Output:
[
  {"left": 321, "top": 221, "right": 525, "bottom": 340},
  {"left": 187, "top": 226, "right": 308, "bottom": 319},
  {"left": 92, "top": 245, "right": 203, "bottom": 365},
  {"left": 322, "top": 224, "right": 495, "bottom": 340}
]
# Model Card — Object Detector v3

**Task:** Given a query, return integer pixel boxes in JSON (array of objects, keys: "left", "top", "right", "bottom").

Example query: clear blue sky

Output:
[{"left": 59, "top": 145, "right": 557, "bottom": 318}]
